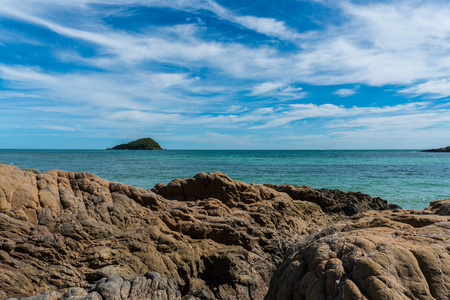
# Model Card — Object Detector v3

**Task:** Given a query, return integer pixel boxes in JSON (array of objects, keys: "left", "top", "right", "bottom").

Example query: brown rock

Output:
[
  {"left": 0, "top": 165, "right": 39, "bottom": 213},
  {"left": 12, "top": 273, "right": 182, "bottom": 300},
  {"left": 265, "top": 183, "right": 400, "bottom": 215},
  {"left": 0, "top": 165, "right": 400, "bottom": 299},
  {"left": 265, "top": 200, "right": 450, "bottom": 300}
]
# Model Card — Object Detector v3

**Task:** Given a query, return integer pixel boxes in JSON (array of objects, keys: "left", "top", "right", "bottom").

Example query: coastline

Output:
[
  {"left": 1, "top": 149, "right": 448, "bottom": 210},
  {"left": 0, "top": 163, "right": 449, "bottom": 299}
]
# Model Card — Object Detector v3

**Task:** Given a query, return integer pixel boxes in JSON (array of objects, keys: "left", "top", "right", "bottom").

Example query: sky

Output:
[{"left": 1, "top": 0, "right": 450, "bottom": 149}]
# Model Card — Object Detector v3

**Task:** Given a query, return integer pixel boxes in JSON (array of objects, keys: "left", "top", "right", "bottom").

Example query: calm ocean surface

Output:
[{"left": 0, "top": 149, "right": 449, "bottom": 210}]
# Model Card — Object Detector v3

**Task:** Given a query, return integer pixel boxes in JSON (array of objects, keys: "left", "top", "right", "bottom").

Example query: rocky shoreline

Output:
[
  {"left": 421, "top": 146, "right": 450, "bottom": 152},
  {"left": 0, "top": 163, "right": 448, "bottom": 299}
]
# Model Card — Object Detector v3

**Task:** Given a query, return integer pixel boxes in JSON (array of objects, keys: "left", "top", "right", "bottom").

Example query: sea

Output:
[{"left": 0, "top": 149, "right": 449, "bottom": 210}]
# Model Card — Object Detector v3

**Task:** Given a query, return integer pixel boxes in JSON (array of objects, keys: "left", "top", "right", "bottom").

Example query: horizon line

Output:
[{"left": 0, "top": 148, "right": 428, "bottom": 151}]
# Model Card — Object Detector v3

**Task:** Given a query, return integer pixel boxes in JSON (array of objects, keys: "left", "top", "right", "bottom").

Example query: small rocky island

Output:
[
  {"left": 421, "top": 146, "right": 450, "bottom": 152},
  {"left": 107, "top": 137, "right": 165, "bottom": 150}
]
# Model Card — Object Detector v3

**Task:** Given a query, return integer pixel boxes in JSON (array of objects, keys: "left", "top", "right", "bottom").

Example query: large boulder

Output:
[{"left": 265, "top": 199, "right": 450, "bottom": 300}]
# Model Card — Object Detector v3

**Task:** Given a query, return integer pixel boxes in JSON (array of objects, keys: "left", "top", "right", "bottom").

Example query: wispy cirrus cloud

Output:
[
  {"left": 0, "top": 64, "right": 209, "bottom": 110},
  {"left": 249, "top": 102, "right": 430, "bottom": 129},
  {"left": 4, "top": 0, "right": 450, "bottom": 87},
  {"left": 249, "top": 82, "right": 306, "bottom": 100},
  {"left": 399, "top": 79, "right": 450, "bottom": 99},
  {"left": 250, "top": 81, "right": 286, "bottom": 96}
]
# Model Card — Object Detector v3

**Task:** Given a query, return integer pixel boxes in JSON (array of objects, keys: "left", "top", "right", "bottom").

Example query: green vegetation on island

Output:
[{"left": 107, "top": 137, "right": 165, "bottom": 150}]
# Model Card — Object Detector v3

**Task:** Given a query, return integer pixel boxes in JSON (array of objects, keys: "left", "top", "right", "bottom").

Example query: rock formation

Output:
[
  {"left": 0, "top": 163, "right": 398, "bottom": 299},
  {"left": 6, "top": 272, "right": 181, "bottom": 300},
  {"left": 264, "top": 184, "right": 400, "bottom": 216},
  {"left": 421, "top": 146, "right": 450, "bottom": 152},
  {"left": 265, "top": 198, "right": 450, "bottom": 300}
]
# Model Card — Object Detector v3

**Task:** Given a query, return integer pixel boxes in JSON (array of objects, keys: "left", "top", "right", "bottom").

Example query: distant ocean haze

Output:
[{"left": 1, "top": 149, "right": 449, "bottom": 209}]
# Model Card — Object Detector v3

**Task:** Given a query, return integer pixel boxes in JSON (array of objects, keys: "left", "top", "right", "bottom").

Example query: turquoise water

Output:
[{"left": 0, "top": 149, "right": 449, "bottom": 209}]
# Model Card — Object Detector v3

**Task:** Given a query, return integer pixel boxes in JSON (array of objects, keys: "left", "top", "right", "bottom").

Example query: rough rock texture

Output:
[
  {"left": 265, "top": 199, "right": 450, "bottom": 300},
  {"left": 0, "top": 164, "right": 394, "bottom": 299},
  {"left": 6, "top": 272, "right": 181, "bottom": 300},
  {"left": 264, "top": 184, "right": 400, "bottom": 216}
]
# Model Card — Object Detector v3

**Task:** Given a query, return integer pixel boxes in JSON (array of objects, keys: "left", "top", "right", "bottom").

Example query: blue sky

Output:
[{"left": 1, "top": 0, "right": 450, "bottom": 149}]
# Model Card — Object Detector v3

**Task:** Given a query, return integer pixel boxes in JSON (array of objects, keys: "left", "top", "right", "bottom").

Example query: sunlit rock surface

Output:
[{"left": 0, "top": 163, "right": 446, "bottom": 300}]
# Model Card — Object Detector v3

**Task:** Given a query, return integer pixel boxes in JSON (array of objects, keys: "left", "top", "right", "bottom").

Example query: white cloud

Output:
[
  {"left": 272, "top": 134, "right": 325, "bottom": 141},
  {"left": 233, "top": 15, "right": 301, "bottom": 41},
  {"left": 161, "top": 131, "right": 262, "bottom": 149},
  {"left": 226, "top": 105, "right": 247, "bottom": 113},
  {"left": 0, "top": 65, "right": 56, "bottom": 84},
  {"left": 40, "top": 125, "right": 78, "bottom": 132},
  {"left": 3, "top": 0, "right": 450, "bottom": 89},
  {"left": 278, "top": 86, "right": 307, "bottom": 99},
  {"left": 20, "top": 98, "right": 437, "bottom": 137},
  {"left": 269, "top": 1, "right": 450, "bottom": 88},
  {"left": 0, "top": 64, "right": 225, "bottom": 118},
  {"left": 250, "top": 81, "right": 285, "bottom": 95},
  {"left": 0, "top": 91, "right": 43, "bottom": 99},
  {"left": 250, "top": 82, "right": 306, "bottom": 99},
  {"left": 399, "top": 79, "right": 450, "bottom": 99},
  {"left": 329, "top": 111, "right": 447, "bottom": 129},
  {"left": 334, "top": 87, "right": 358, "bottom": 97},
  {"left": 106, "top": 110, "right": 182, "bottom": 123},
  {"left": 250, "top": 102, "right": 430, "bottom": 129},
  {"left": 1, "top": 5, "right": 289, "bottom": 81}
]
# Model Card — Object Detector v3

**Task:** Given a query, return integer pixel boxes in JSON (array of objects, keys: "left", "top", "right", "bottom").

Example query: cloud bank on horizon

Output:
[{"left": 1, "top": 0, "right": 450, "bottom": 149}]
